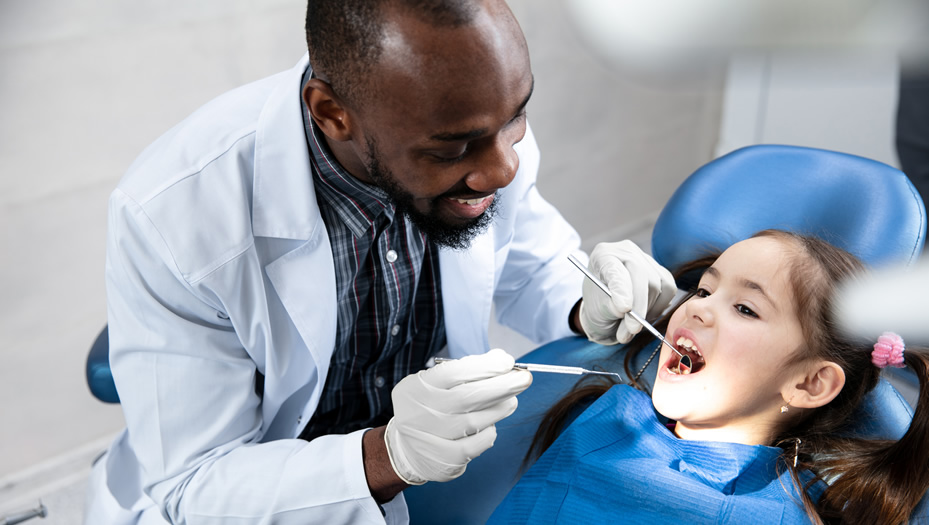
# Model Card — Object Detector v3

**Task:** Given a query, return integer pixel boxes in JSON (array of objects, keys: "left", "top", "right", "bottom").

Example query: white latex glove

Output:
[
  {"left": 384, "top": 348, "right": 532, "bottom": 485},
  {"left": 579, "top": 240, "right": 676, "bottom": 345}
]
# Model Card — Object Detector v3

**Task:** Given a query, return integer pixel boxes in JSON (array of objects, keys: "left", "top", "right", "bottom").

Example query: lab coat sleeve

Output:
[
  {"left": 492, "top": 126, "right": 587, "bottom": 344},
  {"left": 105, "top": 189, "right": 388, "bottom": 524}
]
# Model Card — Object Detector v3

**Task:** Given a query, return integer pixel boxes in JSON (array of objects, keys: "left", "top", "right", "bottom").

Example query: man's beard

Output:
[{"left": 363, "top": 137, "right": 498, "bottom": 250}]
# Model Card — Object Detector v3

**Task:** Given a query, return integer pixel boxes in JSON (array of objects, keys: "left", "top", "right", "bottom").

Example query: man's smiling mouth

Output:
[{"left": 452, "top": 196, "right": 492, "bottom": 205}]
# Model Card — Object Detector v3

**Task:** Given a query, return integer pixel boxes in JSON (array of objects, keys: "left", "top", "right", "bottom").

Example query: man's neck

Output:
[{"left": 322, "top": 133, "right": 374, "bottom": 185}]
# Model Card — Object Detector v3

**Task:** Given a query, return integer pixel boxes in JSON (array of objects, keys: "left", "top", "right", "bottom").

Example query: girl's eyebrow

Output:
[{"left": 704, "top": 266, "right": 779, "bottom": 311}]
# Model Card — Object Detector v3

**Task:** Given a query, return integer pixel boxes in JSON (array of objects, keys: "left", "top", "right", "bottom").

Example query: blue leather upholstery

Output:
[
  {"left": 86, "top": 326, "right": 118, "bottom": 403},
  {"left": 652, "top": 145, "right": 926, "bottom": 273},
  {"left": 406, "top": 145, "right": 929, "bottom": 523}
]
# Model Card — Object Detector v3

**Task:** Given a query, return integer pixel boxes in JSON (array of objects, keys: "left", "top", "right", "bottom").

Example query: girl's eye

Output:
[
  {"left": 694, "top": 287, "right": 711, "bottom": 298},
  {"left": 735, "top": 304, "right": 758, "bottom": 318}
]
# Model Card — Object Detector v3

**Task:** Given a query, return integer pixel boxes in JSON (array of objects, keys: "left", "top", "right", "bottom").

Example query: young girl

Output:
[{"left": 490, "top": 230, "right": 929, "bottom": 524}]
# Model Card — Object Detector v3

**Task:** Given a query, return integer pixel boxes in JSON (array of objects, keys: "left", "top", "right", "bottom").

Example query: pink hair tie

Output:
[{"left": 872, "top": 332, "right": 905, "bottom": 369}]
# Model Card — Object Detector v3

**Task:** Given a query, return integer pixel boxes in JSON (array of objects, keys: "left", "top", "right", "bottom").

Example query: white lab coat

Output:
[{"left": 85, "top": 55, "right": 586, "bottom": 524}]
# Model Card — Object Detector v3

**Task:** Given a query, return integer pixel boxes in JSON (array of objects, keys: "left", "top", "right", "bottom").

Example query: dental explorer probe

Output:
[
  {"left": 432, "top": 357, "right": 623, "bottom": 381},
  {"left": 566, "top": 254, "right": 692, "bottom": 372}
]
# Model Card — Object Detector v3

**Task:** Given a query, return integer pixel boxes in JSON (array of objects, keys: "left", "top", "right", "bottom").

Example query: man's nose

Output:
[{"left": 463, "top": 136, "right": 519, "bottom": 193}]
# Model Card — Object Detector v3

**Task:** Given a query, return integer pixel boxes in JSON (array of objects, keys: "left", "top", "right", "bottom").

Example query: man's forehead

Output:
[
  {"left": 425, "top": 76, "right": 534, "bottom": 143},
  {"left": 362, "top": 5, "right": 531, "bottom": 140}
]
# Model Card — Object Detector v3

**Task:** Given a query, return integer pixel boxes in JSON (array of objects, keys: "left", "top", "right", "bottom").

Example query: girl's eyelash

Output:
[
  {"left": 736, "top": 304, "right": 759, "bottom": 318},
  {"left": 695, "top": 287, "right": 758, "bottom": 318}
]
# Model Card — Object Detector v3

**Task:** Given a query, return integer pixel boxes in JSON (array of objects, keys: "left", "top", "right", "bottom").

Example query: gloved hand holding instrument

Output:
[
  {"left": 384, "top": 348, "right": 532, "bottom": 485},
  {"left": 577, "top": 240, "right": 677, "bottom": 345}
]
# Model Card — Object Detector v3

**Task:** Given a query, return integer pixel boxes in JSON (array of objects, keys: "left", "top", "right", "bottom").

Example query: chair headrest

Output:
[{"left": 652, "top": 145, "right": 926, "bottom": 280}]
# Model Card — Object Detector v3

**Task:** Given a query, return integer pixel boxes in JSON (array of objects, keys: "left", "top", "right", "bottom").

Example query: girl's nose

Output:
[{"left": 687, "top": 295, "right": 715, "bottom": 325}]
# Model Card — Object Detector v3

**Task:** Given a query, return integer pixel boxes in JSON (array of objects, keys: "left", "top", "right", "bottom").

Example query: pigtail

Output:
[{"left": 813, "top": 350, "right": 929, "bottom": 524}]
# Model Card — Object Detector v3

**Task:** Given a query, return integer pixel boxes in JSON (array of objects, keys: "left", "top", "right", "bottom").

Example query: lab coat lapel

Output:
[
  {"left": 252, "top": 54, "right": 337, "bottom": 415},
  {"left": 439, "top": 228, "right": 495, "bottom": 357},
  {"left": 263, "top": 233, "right": 337, "bottom": 406}
]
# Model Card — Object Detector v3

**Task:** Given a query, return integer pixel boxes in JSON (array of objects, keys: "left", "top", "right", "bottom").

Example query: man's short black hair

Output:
[{"left": 305, "top": 0, "right": 479, "bottom": 106}]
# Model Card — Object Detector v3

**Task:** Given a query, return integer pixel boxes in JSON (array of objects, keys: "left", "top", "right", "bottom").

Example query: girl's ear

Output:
[
  {"left": 302, "top": 78, "right": 353, "bottom": 142},
  {"left": 786, "top": 361, "right": 846, "bottom": 409}
]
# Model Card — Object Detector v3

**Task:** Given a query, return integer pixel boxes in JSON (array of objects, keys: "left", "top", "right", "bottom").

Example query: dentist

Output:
[{"left": 85, "top": 0, "right": 675, "bottom": 523}]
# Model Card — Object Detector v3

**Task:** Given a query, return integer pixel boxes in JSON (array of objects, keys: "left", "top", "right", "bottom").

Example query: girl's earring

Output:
[
  {"left": 780, "top": 395, "right": 794, "bottom": 414},
  {"left": 793, "top": 438, "right": 802, "bottom": 468}
]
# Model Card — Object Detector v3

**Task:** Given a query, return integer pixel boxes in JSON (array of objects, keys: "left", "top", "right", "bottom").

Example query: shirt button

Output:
[
  {"left": 386, "top": 250, "right": 398, "bottom": 263},
  {"left": 297, "top": 416, "right": 302, "bottom": 425},
  {"left": 374, "top": 376, "right": 386, "bottom": 388},
  {"left": 391, "top": 324, "right": 400, "bottom": 336}
]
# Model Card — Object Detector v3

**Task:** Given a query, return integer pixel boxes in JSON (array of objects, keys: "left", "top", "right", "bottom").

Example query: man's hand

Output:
[
  {"left": 382, "top": 349, "right": 531, "bottom": 486},
  {"left": 579, "top": 240, "right": 676, "bottom": 345}
]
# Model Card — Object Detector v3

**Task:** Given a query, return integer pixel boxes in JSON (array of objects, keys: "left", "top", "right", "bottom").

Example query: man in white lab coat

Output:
[{"left": 85, "top": 0, "right": 675, "bottom": 523}]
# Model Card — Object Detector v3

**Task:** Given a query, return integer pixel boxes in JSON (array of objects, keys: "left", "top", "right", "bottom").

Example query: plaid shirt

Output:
[{"left": 298, "top": 78, "right": 446, "bottom": 441}]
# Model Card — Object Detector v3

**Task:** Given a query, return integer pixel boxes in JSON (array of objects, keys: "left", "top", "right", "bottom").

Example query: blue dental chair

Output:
[
  {"left": 402, "top": 144, "right": 928, "bottom": 523},
  {"left": 87, "top": 145, "right": 928, "bottom": 521}
]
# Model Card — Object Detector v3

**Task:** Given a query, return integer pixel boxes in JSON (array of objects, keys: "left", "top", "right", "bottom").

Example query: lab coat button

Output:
[
  {"left": 374, "top": 376, "right": 386, "bottom": 388},
  {"left": 386, "top": 250, "right": 398, "bottom": 263},
  {"left": 391, "top": 324, "right": 400, "bottom": 336}
]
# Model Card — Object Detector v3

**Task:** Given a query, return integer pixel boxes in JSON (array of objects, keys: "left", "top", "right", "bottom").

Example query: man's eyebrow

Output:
[
  {"left": 704, "top": 266, "right": 778, "bottom": 310},
  {"left": 429, "top": 77, "right": 534, "bottom": 143}
]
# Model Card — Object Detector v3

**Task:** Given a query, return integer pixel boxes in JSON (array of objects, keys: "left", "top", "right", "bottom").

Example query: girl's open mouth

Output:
[{"left": 667, "top": 336, "right": 706, "bottom": 375}]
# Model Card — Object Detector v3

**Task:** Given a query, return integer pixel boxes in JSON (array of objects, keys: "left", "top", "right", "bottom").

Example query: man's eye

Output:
[
  {"left": 736, "top": 304, "right": 758, "bottom": 318},
  {"left": 433, "top": 147, "right": 469, "bottom": 163}
]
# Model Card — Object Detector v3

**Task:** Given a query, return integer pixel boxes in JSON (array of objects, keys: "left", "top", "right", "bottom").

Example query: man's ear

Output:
[
  {"left": 303, "top": 78, "right": 353, "bottom": 142},
  {"left": 785, "top": 361, "right": 846, "bottom": 410}
]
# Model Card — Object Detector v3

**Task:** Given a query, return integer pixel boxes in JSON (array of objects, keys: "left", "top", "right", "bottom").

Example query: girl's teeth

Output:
[{"left": 674, "top": 336, "right": 700, "bottom": 355}]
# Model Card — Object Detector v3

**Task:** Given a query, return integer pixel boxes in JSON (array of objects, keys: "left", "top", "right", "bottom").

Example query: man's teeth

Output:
[{"left": 454, "top": 196, "right": 488, "bottom": 205}]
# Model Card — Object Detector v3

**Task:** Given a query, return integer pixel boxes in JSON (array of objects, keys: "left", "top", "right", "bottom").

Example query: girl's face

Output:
[{"left": 651, "top": 236, "right": 808, "bottom": 445}]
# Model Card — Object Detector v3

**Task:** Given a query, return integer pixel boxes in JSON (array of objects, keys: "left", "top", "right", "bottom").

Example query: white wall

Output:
[{"left": 717, "top": 51, "right": 900, "bottom": 164}]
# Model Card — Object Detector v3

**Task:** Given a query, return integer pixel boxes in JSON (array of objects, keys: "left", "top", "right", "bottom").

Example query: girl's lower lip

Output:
[{"left": 441, "top": 194, "right": 494, "bottom": 219}]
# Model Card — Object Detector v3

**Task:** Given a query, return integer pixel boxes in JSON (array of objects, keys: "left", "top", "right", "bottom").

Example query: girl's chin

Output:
[{"left": 650, "top": 390, "right": 684, "bottom": 421}]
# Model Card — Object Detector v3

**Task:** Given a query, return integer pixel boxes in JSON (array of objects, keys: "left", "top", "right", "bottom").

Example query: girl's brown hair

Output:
[{"left": 526, "top": 230, "right": 929, "bottom": 524}]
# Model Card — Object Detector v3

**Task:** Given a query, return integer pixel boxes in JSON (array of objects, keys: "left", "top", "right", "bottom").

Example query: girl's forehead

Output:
[{"left": 711, "top": 237, "right": 798, "bottom": 298}]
